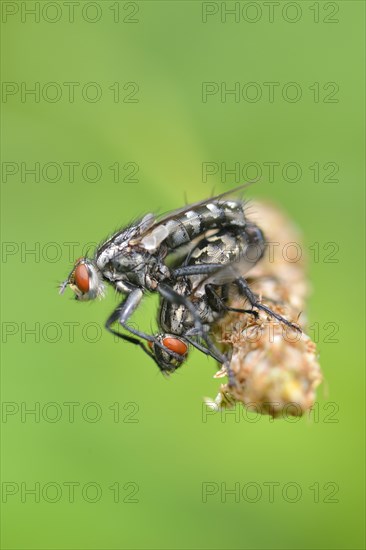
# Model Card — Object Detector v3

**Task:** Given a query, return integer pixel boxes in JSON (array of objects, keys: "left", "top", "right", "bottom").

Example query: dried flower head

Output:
[{"left": 206, "top": 202, "right": 323, "bottom": 418}]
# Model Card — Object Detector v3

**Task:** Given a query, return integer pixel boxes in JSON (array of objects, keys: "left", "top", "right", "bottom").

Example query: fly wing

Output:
[
  {"left": 96, "top": 213, "right": 157, "bottom": 259},
  {"left": 130, "top": 182, "right": 258, "bottom": 248}
]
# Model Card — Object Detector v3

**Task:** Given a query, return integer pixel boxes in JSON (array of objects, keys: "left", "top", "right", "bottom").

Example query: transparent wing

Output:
[
  {"left": 96, "top": 213, "right": 157, "bottom": 259},
  {"left": 133, "top": 182, "right": 258, "bottom": 244}
]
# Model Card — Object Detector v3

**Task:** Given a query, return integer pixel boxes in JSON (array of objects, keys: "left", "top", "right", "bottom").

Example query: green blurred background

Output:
[{"left": 1, "top": 1, "right": 365, "bottom": 548}]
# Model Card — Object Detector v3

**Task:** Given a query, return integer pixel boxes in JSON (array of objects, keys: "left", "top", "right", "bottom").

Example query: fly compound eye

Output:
[
  {"left": 74, "top": 263, "right": 90, "bottom": 294},
  {"left": 161, "top": 336, "right": 188, "bottom": 357},
  {"left": 151, "top": 334, "right": 189, "bottom": 373},
  {"left": 62, "top": 258, "right": 104, "bottom": 301}
]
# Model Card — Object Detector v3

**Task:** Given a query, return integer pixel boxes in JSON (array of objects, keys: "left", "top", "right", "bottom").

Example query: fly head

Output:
[
  {"left": 60, "top": 258, "right": 105, "bottom": 301},
  {"left": 149, "top": 333, "right": 189, "bottom": 373}
]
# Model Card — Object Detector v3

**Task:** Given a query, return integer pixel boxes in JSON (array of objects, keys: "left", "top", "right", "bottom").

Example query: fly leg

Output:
[
  {"left": 184, "top": 335, "right": 219, "bottom": 356},
  {"left": 205, "top": 284, "right": 259, "bottom": 319},
  {"left": 105, "top": 288, "right": 184, "bottom": 365},
  {"left": 184, "top": 334, "right": 236, "bottom": 388},
  {"left": 203, "top": 283, "right": 257, "bottom": 387},
  {"left": 172, "top": 264, "right": 223, "bottom": 278},
  {"left": 235, "top": 277, "right": 301, "bottom": 332},
  {"left": 157, "top": 283, "right": 227, "bottom": 364}
]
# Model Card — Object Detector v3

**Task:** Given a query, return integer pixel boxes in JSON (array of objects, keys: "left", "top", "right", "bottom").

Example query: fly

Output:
[
  {"left": 60, "top": 184, "right": 261, "bottom": 368},
  {"left": 150, "top": 224, "right": 301, "bottom": 377}
]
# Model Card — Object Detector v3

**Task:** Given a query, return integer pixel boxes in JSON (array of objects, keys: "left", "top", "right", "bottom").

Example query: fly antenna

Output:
[{"left": 59, "top": 280, "right": 68, "bottom": 295}]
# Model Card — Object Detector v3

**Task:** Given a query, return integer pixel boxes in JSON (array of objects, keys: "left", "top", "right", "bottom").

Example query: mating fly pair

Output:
[{"left": 60, "top": 184, "right": 300, "bottom": 380}]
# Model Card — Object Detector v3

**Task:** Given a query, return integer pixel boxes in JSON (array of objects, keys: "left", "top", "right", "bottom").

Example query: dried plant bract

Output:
[{"left": 206, "top": 202, "right": 323, "bottom": 418}]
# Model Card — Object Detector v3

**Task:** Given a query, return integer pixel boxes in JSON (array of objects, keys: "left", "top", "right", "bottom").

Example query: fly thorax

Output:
[
  {"left": 145, "top": 261, "right": 170, "bottom": 290},
  {"left": 106, "top": 249, "right": 147, "bottom": 287}
]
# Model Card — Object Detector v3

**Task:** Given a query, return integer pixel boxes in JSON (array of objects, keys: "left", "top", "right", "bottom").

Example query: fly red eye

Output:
[
  {"left": 162, "top": 337, "right": 188, "bottom": 356},
  {"left": 74, "top": 263, "right": 90, "bottom": 293}
]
